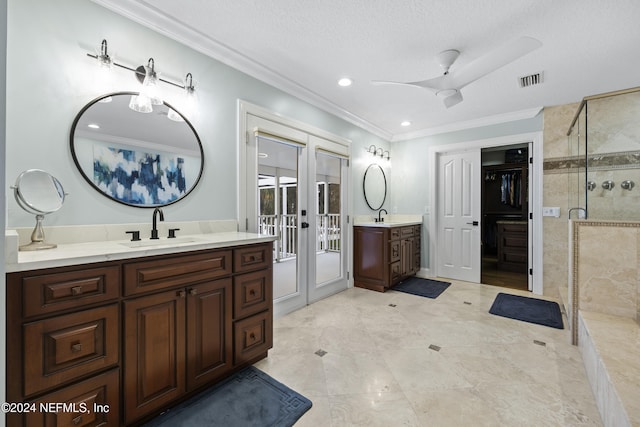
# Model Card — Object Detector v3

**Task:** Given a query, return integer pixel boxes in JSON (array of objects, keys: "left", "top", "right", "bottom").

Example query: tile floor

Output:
[{"left": 254, "top": 279, "right": 603, "bottom": 426}]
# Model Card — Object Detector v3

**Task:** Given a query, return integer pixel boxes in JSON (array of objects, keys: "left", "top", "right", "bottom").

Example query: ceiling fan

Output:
[{"left": 372, "top": 36, "right": 542, "bottom": 108}]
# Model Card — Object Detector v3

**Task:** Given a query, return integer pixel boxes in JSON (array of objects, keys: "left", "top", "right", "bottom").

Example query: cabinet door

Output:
[
  {"left": 186, "top": 278, "right": 233, "bottom": 391},
  {"left": 124, "top": 290, "right": 186, "bottom": 424},
  {"left": 400, "top": 238, "right": 414, "bottom": 277}
]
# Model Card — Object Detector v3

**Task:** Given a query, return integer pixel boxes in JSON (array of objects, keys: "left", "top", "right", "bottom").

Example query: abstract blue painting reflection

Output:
[{"left": 93, "top": 145, "right": 187, "bottom": 206}]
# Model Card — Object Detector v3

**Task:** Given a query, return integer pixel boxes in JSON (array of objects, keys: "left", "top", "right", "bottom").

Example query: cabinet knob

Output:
[
  {"left": 189, "top": 288, "right": 197, "bottom": 296},
  {"left": 178, "top": 290, "right": 186, "bottom": 298},
  {"left": 71, "top": 343, "right": 83, "bottom": 353},
  {"left": 249, "top": 289, "right": 256, "bottom": 296},
  {"left": 72, "top": 415, "right": 83, "bottom": 425},
  {"left": 249, "top": 332, "right": 256, "bottom": 341},
  {"left": 71, "top": 286, "right": 83, "bottom": 296}
]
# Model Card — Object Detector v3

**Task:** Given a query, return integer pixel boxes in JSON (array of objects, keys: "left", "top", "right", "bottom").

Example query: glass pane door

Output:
[
  {"left": 257, "top": 137, "right": 304, "bottom": 306},
  {"left": 309, "top": 151, "right": 348, "bottom": 302}
]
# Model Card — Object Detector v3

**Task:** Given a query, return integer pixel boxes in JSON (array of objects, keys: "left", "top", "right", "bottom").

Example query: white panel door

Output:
[{"left": 438, "top": 150, "right": 481, "bottom": 282}]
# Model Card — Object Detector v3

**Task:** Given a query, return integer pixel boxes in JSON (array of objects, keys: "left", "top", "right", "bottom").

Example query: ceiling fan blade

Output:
[
  {"left": 442, "top": 91, "right": 463, "bottom": 108},
  {"left": 371, "top": 79, "right": 423, "bottom": 88},
  {"left": 447, "top": 36, "right": 542, "bottom": 89}
]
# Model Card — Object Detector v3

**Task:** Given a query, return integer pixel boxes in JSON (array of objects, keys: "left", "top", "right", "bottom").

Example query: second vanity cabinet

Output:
[
  {"left": 6, "top": 241, "right": 273, "bottom": 426},
  {"left": 353, "top": 224, "right": 421, "bottom": 292}
]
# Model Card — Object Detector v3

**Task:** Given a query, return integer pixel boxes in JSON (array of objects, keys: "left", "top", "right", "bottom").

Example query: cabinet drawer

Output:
[
  {"left": 234, "top": 311, "right": 272, "bottom": 364},
  {"left": 390, "top": 240, "right": 401, "bottom": 262},
  {"left": 234, "top": 244, "right": 272, "bottom": 274},
  {"left": 23, "top": 369, "right": 119, "bottom": 427},
  {"left": 124, "top": 250, "right": 232, "bottom": 296},
  {"left": 400, "top": 226, "right": 414, "bottom": 238},
  {"left": 23, "top": 304, "right": 119, "bottom": 397},
  {"left": 234, "top": 269, "right": 272, "bottom": 319},
  {"left": 390, "top": 228, "right": 401, "bottom": 240},
  {"left": 22, "top": 266, "right": 119, "bottom": 318}
]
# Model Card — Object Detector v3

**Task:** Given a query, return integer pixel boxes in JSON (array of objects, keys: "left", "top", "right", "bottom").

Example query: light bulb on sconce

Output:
[
  {"left": 138, "top": 58, "right": 163, "bottom": 106},
  {"left": 167, "top": 73, "right": 197, "bottom": 122},
  {"left": 96, "top": 39, "right": 112, "bottom": 68}
]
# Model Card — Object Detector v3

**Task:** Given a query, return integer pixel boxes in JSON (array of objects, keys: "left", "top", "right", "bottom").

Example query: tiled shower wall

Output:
[{"left": 542, "top": 103, "right": 578, "bottom": 301}]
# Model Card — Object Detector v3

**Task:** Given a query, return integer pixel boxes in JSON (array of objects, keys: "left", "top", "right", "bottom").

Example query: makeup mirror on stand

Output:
[{"left": 13, "top": 169, "right": 66, "bottom": 251}]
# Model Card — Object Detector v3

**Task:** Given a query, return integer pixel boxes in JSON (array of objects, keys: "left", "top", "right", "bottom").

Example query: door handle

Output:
[
  {"left": 466, "top": 221, "right": 479, "bottom": 226},
  {"left": 301, "top": 222, "right": 309, "bottom": 229}
]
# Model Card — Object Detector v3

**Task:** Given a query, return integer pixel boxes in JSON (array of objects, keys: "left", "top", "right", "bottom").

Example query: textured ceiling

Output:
[{"left": 94, "top": 0, "right": 640, "bottom": 140}]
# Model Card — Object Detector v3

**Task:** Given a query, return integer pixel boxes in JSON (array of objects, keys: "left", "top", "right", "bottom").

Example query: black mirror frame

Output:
[
  {"left": 363, "top": 163, "right": 387, "bottom": 210},
  {"left": 69, "top": 92, "right": 204, "bottom": 208}
]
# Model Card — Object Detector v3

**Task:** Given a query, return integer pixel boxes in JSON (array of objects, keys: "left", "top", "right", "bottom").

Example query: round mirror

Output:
[
  {"left": 13, "top": 169, "right": 65, "bottom": 251},
  {"left": 363, "top": 164, "right": 387, "bottom": 210},
  {"left": 70, "top": 92, "right": 204, "bottom": 208}
]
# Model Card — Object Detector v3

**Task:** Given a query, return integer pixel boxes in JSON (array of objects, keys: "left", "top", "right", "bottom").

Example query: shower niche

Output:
[{"left": 567, "top": 87, "right": 640, "bottom": 221}]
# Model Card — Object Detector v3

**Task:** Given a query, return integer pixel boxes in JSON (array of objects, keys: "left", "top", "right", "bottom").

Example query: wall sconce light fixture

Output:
[
  {"left": 168, "top": 73, "right": 196, "bottom": 122},
  {"left": 87, "top": 39, "right": 196, "bottom": 116},
  {"left": 365, "top": 145, "right": 390, "bottom": 161},
  {"left": 96, "top": 39, "right": 112, "bottom": 69}
]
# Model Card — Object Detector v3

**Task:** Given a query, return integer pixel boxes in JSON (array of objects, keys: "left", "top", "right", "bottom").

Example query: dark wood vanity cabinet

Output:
[
  {"left": 496, "top": 221, "right": 528, "bottom": 272},
  {"left": 353, "top": 225, "right": 421, "bottom": 292},
  {"left": 6, "top": 241, "right": 273, "bottom": 426}
]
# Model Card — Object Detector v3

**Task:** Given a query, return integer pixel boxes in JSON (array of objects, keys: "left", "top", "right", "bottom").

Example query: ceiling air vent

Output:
[{"left": 518, "top": 72, "right": 544, "bottom": 88}]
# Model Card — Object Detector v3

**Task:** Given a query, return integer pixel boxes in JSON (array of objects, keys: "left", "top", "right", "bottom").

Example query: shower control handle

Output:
[
  {"left": 601, "top": 180, "right": 615, "bottom": 190},
  {"left": 621, "top": 180, "right": 635, "bottom": 190}
]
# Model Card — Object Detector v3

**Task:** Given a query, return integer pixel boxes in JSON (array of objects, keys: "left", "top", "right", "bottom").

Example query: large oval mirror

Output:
[
  {"left": 363, "top": 163, "right": 387, "bottom": 210},
  {"left": 70, "top": 92, "right": 204, "bottom": 207}
]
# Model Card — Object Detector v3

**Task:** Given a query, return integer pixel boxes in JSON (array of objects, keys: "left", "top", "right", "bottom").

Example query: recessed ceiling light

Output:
[
  {"left": 88, "top": 123, "right": 100, "bottom": 129},
  {"left": 258, "top": 152, "right": 268, "bottom": 158},
  {"left": 401, "top": 121, "right": 411, "bottom": 127},
  {"left": 337, "top": 77, "right": 352, "bottom": 87}
]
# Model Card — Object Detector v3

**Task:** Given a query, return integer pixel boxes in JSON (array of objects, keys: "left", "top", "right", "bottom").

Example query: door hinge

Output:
[
  {"left": 529, "top": 157, "right": 533, "bottom": 164},
  {"left": 529, "top": 212, "right": 533, "bottom": 220},
  {"left": 529, "top": 268, "right": 533, "bottom": 276},
  {"left": 347, "top": 271, "right": 350, "bottom": 280},
  {"left": 347, "top": 215, "right": 350, "bottom": 224},
  {"left": 245, "top": 218, "right": 249, "bottom": 230}
]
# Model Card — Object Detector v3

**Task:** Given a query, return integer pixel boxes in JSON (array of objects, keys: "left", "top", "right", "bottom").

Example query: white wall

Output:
[
  {"left": 5, "top": 0, "right": 385, "bottom": 229},
  {"left": 0, "top": 0, "right": 5, "bottom": 420}
]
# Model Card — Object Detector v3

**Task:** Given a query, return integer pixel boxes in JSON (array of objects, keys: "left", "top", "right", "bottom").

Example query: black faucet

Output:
[
  {"left": 151, "top": 207, "right": 164, "bottom": 239},
  {"left": 377, "top": 208, "right": 388, "bottom": 223}
]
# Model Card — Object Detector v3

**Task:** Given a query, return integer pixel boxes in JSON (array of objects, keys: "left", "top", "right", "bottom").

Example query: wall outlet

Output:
[
  {"left": 542, "top": 207, "right": 561, "bottom": 218},
  {"left": 424, "top": 205, "right": 430, "bottom": 214}
]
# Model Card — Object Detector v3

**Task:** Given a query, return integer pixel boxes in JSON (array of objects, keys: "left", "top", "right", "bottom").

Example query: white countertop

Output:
[{"left": 6, "top": 232, "right": 277, "bottom": 273}]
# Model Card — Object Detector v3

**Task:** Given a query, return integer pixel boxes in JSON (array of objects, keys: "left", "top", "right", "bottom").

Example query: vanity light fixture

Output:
[
  {"left": 365, "top": 144, "right": 390, "bottom": 161},
  {"left": 86, "top": 39, "right": 197, "bottom": 114}
]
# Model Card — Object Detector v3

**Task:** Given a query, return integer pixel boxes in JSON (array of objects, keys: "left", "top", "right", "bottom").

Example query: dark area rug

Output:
[
  {"left": 392, "top": 277, "right": 451, "bottom": 299},
  {"left": 144, "top": 366, "right": 312, "bottom": 427},
  {"left": 489, "top": 292, "right": 564, "bottom": 329}
]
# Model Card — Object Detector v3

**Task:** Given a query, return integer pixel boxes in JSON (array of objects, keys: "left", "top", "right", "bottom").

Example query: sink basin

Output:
[{"left": 120, "top": 236, "right": 200, "bottom": 248}]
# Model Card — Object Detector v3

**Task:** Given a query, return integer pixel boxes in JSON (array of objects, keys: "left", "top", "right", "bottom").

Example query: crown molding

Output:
[
  {"left": 90, "top": 0, "right": 393, "bottom": 141},
  {"left": 390, "top": 107, "right": 543, "bottom": 142}
]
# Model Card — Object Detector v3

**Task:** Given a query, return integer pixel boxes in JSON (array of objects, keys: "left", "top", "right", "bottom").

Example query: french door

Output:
[{"left": 244, "top": 113, "right": 349, "bottom": 317}]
